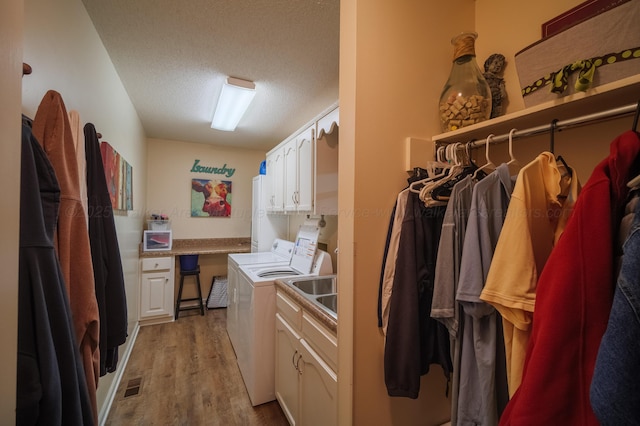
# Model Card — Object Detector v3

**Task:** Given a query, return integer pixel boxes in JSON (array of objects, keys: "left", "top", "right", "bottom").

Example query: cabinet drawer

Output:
[
  {"left": 277, "top": 290, "right": 302, "bottom": 330},
  {"left": 141, "top": 256, "right": 173, "bottom": 272},
  {"left": 302, "top": 311, "right": 337, "bottom": 372}
]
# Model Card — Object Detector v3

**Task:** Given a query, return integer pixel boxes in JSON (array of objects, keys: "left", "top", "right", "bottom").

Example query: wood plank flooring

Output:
[{"left": 105, "top": 309, "right": 289, "bottom": 426}]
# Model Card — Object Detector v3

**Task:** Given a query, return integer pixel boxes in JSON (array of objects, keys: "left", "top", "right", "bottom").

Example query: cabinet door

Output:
[
  {"left": 283, "top": 139, "right": 298, "bottom": 211},
  {"left": 275, "top": 313, "right": 301, "bottom": 426},
  {"left": 226, "top": 260, "right": 239, "bottom": 351},
  {"left": 296, "top": 129, "right": 314, "bottom": 212},
  {"left": 298, "top": 338, "right": 338, "bottom": 426},
  {"left": 140, "top": 270, "right": 172, "bottom": 318},
  {"left": 266, "top": 148, "right": 284, "bottom": 212}
]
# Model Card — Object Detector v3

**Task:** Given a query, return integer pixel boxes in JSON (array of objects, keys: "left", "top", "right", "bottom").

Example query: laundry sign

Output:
[{"left": 190, "top": 159, "right": 235, "bottom": 177}]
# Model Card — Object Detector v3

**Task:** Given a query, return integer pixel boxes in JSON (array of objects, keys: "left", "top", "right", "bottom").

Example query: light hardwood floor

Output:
[{"left": 105, "top": 308, "right": 289, "bottom": 426}]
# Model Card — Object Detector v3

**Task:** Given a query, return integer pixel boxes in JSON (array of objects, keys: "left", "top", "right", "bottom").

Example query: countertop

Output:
[
  {"left": 275, "top": 279, "right": 337, "bottom": 333},
  {"left": 139, "top": 237, "right": 251, "bottom": 258}
]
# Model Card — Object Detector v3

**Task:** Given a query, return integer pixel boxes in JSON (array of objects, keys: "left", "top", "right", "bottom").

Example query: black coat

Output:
[
  {"left": 384, "top": 192, "right": 452, "bottom": 398},
  {"left": 17, "top": 122, "right": 93, "bottom": 425},
  {"left": 84, "top": 123, "right": 128, "bottom": 376}
]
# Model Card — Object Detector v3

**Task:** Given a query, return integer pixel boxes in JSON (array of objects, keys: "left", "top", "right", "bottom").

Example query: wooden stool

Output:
[{"left": 175, "top": 256, "right": 204, "bottom": 319}]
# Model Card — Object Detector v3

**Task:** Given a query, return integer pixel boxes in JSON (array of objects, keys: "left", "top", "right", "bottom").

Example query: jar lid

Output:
[{"left": 452, "top": 31, "right": 478, "bottom": 61}]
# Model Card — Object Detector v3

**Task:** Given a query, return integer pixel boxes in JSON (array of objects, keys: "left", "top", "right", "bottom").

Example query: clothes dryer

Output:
[
  {"left": 227, "top": 239, "right": 294, "bottom": 353},
  {"left": 233, "top": 226, "right": 333, "bottom": 406}
]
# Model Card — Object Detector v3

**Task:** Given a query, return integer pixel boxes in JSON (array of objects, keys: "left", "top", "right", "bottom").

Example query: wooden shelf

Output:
[{"left": 431, "top": 74, "right": 640, "bottom": 145}]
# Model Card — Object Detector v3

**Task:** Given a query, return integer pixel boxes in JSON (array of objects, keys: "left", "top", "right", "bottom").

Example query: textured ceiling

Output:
[{"left": 82, "top": 0, "right": 340, "bottom": 150}]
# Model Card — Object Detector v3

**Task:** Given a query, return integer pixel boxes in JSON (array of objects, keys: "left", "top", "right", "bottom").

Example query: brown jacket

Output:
[{"left": 33, "top": 90, "right": 100, "bottom": 425}]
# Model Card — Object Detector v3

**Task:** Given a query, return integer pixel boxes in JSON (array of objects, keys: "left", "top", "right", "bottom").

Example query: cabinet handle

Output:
[
  {"left": 292, "top": 350, "right": 303, "bottom": 374},
  {"left": 292, "top": 350, "right": 299, "bottom": 369},
  {"left": 296, "top": 353, "right": 303, "bottom": 375}
]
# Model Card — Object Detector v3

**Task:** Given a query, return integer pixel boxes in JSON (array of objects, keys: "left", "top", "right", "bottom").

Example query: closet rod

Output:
[{"left": 466, "top": 102, "right": 637, "bottom": 149}]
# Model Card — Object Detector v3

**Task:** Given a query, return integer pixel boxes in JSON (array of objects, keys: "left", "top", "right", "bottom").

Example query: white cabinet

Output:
[
  {"left": 266, "top": 145, "right": 285, "bottom": 212},
  {"left": 251, "top": 175, "right": 288, "bottom": 252},
  {"left": 265, "top": 103, "right": 339, "bottom": 215},
  {"left": 275, "top": 290, "right": 337, "bottom": 426},
  {"left": 139, "top": 256, "right": 174, "bottom": 324},
  {"left": 276, "top": 313, "right": 301, "bottom": 424},
  {"left": 298, "top": 337, "right": 338, "bottom": 426},
  {"left": 284, "top": 125, "right": 314, "bottom": 212},
  {"left": 314, "top": 106, "right": 339, "bottom": 215}
]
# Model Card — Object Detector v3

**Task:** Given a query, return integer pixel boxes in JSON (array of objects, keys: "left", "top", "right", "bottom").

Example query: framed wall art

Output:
[
  {"left": 190, "top": 178, "right": 232, "bottom": 217},
  {"left": 100, "top": 141, "right": 133, "bottom": 211}
]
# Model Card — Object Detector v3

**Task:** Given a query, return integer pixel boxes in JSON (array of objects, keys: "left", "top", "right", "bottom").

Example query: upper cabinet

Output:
[
  {"left": 266, "top": 103, "right": 339, "bottom": 215},
  {"left": 266, "top": 145, "right": 286, "bottom": 213},
  {"left": 284, "top": 125, "right": 314, "bottom": 212},
  {"left": 315, "top": 107, "right": 339, "bottom": 215}
]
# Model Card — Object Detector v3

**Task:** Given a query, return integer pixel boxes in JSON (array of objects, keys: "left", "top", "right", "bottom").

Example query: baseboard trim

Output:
[{"left": 98, "top": 322, "right": 140, "bottom": 426}]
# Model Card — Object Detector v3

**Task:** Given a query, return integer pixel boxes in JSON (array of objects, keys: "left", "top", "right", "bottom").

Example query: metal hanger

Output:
[{"left": 550, "top": 119, "right": 572, "bottom": 177}]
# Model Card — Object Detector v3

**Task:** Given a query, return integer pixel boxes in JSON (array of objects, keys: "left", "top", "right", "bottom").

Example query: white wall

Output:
[
  {"left": 146, "top": 137, "right": 266, "bottom": 238},
  {"left": 21, "top": 0, "right": 147, "bottom": 419}
]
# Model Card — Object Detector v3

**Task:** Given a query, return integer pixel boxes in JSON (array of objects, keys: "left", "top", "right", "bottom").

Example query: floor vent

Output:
[{"left": 124, "top": 377, "right": 143, "bottom": 398}]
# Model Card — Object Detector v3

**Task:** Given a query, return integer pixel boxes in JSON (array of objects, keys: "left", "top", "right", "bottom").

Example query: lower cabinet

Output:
[
  {"left": 276, "top": 313, "right": 301, "bottom": 423},
  {"left": 275, "top": 291, "right": 337, "bottom": 426},
  {"left": 139, "top": 256, "right": 174, "bottom": 324}
]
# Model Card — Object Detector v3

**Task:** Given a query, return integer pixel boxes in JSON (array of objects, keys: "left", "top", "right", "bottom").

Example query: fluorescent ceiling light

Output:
[{"left": 211, "top": 77, "right": 256, "bottom": 131}]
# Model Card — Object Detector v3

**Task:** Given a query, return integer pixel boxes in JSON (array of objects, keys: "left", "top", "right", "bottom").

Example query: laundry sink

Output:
[
  {"left": 284, "top": 275, "right": 338, "bottom": 320},
  {"left": 315, "top": 294, "right": 337, "bottom": 317},
  {"left": 287, "top": 276, "right": 336, "bottom": 295}
]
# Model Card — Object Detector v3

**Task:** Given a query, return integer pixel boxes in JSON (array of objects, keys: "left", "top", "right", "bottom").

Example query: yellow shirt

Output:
[{"left": 480, "top": 152, "right": 579, "bottom": 396}]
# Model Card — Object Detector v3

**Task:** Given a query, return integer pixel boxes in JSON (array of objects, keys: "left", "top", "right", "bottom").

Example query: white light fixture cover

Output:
[{"left": 211, "top": 77, "right": 256, "bottom": 131}]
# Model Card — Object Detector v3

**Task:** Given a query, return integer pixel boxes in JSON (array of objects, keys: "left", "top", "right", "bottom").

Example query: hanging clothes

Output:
[
  {"left": 384, "top": 191, "right": 451, "bottom": 398},
  {"left": 378, "top": 188, "right": 410, "bottom": 334},
  {"left": 68, "top": 110, "right": 88, "bottom": 223},
  {"left": 479, "top": 152, "right": 580, "bottom": 395},
  {"left": 32, "top": 90, "right": 100, "bottom": 425},
  {"left": 455, "top": 163, "right": 514, "bottom": 425},
  {"left": 499, "top": 130, "right": 640, "bottom": 425},
  {"left": 431, "top": 173, "right": 477, "bottom": 425},
  {"left": 590, "top": 190, "right": 640, "bottom": 425},
  {"left": 84, "top": 123, "right": 129, "bottom": 376},
  {"left": 17, "top": 123, "right": 94, "bottom": 425},
  {"left": 379, "top": 169, "right": 434, "bottom": 335}
]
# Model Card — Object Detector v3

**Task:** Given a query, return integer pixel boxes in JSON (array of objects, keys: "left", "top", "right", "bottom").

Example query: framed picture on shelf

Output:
[{"left": 143, "top": 230, "right": 172, "bottom": 252}]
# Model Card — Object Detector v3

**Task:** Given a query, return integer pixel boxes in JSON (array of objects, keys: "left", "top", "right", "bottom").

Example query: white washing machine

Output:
[
  {"left": 227, "top": 239, "right": 294, "bottom": 354},
  {"left": 233, "top": 226, "right": 333, "bottom": 406},
  {"left": 228, "top": 238, "right": 294, "bottom": 268}
]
